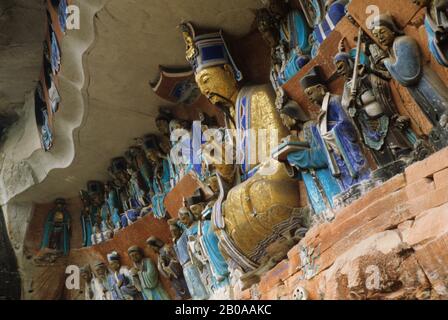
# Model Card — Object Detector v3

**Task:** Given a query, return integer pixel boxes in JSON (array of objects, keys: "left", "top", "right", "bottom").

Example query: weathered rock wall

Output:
[
  {"left": 0, "top": 208, "right": 21, "bottom": 300},
  {"left": 234, "top": 147, "right": 448, "bottom": 300}
]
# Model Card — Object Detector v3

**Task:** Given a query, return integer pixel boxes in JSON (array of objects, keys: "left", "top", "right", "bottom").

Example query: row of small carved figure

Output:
[
  {"left": 80, "top": 181, "right": 233, "bottom": 301},
  {"left": 80, "top": 244, "right": 173, "bottom": 300},
  {"left": 77, "top": 132, "right": 178, "bottom": 247},
  {"left": 77, "top": 107, "right": 221, "bottom": 247},
  {"left": 35, "top": 0, "right": 69, "bottom": 151}
]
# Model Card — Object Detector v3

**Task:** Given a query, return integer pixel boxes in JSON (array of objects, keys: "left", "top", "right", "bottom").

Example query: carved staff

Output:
[{"left": 350, "top": 27, "right": 363, "bottom": 114}]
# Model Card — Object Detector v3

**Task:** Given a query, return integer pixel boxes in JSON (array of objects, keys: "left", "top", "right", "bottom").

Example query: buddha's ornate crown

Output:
[{"left": 179, "top": 22, "right": 243, "bottom": 81}]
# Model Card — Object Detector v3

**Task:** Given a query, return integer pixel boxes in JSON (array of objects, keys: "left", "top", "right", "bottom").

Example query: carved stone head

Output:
[
  {"left": 147, "top": 236, "right": 164, "bottom": 253},
  {"left": 179, "top": 207, "right": 194, "bottom": 227},
  {"left": 370, "top": 14, "right": 401, "bottom": 48},
  {"left": 127, "top": 246, "right": 143, "bottom": 263},
  {"left": 195, "top": 65, "right": 239, "bottom": 106},
  {"left": 304, "top": 85, "right": 327, "bottom": 106},
  {"left": 300, "top": 66, "right": 327, "bottom": 106}
]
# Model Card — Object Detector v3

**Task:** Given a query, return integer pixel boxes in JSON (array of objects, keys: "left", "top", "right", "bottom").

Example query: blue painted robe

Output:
[
  {"left": 80, "top": 212, "right": 93, "bottom": 247},
  {"left": 384, "top": 36, "right": 448, "bottom": 129},
  {"left": 151, "top": 159, "right": 172, "bottom": 219},
  {"left": 120, "top": 209, "right": 140, "bottom": 227},
  {"left": 134, "top": 258, "right": 169, "bottom": 300},
  {"left": 311, "top": 0, "right": 348, "bottom": 58},
  {"left": 287, "top": 124, "right": 342, "bottom": 215},
  {"left": 107, "top": 268, "right": 142, "bottom": 300},
  {"left": 106, "top": 189, "right": 122, "bottom": 229},
  {"left": 200, "top": 220, "right": 230, "bottom": 283},
  {"left": 318, "top": 95, "right": 370, "bottom": 191},
  {"left": 174, "top": 232, "right": 209, "bottom": 300},
  {"left": 424, "top": 6, "right": 448, "bottom": 67},
  {"left": 50, "top": 31, "right": 61, "bottom": 74},
  {"left": 128, "top": 174, "right": 146, "bottom": 208},
  {"left": 58, "top": 0, "right": 68, "bottom": 33},
  {"left": 41, "top": 109, "right": 53, "bottom": 151},
  {"left": 278, "top": 10, "right": 312, "bottom": 84}
]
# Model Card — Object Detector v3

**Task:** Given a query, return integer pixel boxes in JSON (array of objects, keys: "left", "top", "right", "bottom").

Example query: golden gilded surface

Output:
[
  {"left": 182, "top": 30, "right": 196, "bottom": 62},
  {"left": 195, "top": 62, "right": 302, "bottom": 265},
  {"left": 195, "top": 65, "right": 239, "bottom": 108},
  {"left": 246, "top": 84, "right": 290, "bottom": 171},
  {"left": 222, "top": 159, "right": 301, "bottom": 258}
]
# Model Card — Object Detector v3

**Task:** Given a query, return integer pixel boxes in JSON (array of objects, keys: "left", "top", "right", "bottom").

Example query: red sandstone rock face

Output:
[
  {"left": 164, "top": 172, "right": 204, "bottom": 218},
  {"left": 320, "top": 231, "right": 431, "bottom": 300},
  {"left": 237, "top": 147, "right": 448, "bottom": 300}
]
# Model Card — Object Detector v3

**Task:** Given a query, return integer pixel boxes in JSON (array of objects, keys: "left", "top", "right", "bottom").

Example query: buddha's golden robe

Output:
[{"left": 213, "top": 84, "right": 304, "bottom": 271}]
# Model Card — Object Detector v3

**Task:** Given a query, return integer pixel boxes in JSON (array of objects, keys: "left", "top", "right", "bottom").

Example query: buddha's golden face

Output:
[
  {"left": 372, "top": 26, "right": 395, "bottom": 48},
  {"left": 195, "top": 65, "right": 238, "bottom": 106}
]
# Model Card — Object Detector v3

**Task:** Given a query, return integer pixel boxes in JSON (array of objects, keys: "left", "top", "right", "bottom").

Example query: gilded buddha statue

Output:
[{"left": 179, "top": 22, "right": 309, "bottom": 286}]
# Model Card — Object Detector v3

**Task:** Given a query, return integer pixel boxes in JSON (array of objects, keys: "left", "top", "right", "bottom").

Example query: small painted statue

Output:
[
  {"left": 108, "top": 157, "right": 132, "bottom": 213},
  {"left": 80, "top": 265, "right": 95, "bottom": 300},
  {"left": 41, "top": 198, "right": 71, "bottom": 256},
  {"left": 92, "top": 261, "right": 111, "bottom": 300},
  {"left": 80, "top": 191, "right": 94, "bottom": 247},
  {"left": 142, "top": 135, "right": 173, "bottom": 219},
  {"left": 188, "top": 191, "right": 229, "bottom": 281},
  {"left": 177, "top": 207, "right": 215, "bottom": 296},
  {"left": 169, "top": 119, "right": 194, "bottom": 184},
  {"left": 170, "top": 219, "right": 210, "bottom": 300},
  {"left": 257, "top": 1, "right": 312, "bottom": 87},
  {"left": 106, "top": 251, "right": 142, "bottom": 300},
  {"left": 370, "top": 13, "right": 448, "bottom": 150},
  {"left": 88, "top": 181, "right": 114, "bottom": 240},
  {"left": 147, "top": 236, "right": 191, "bottom": 300},
  {"left": 300, "top": 66, "right": 371, "bottom": 191},
  {"left": 334, "top": 37, "right": 415, "bottom": 171},
  {"left": 128, "top": 146, "right": 154, "bottom": 199},
  {"left": 104, "top": 181, "right": 123, "bottom": 232},
  {"left": 127, "top": 246, "right": 170, "bottom": 300},
  {"left": 287, "top": 121, "right": 342, "bottom": 218}
]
